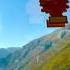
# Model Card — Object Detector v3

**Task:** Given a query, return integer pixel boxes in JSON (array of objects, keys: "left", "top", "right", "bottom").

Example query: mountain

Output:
[
  {"left": 0, "top": 48, "right": 10, "bottom": 59},
  {"left": 0, "top": 47, "right": 20, "bottom": 58},
  {"left": 0, "top": 24, "right": 70, "bottom": 70},
  {"left": 6, "top": 24, "right": 70, "bottom": 70},
  {"left": 0, "top": 47, "right": 21, "bottom": 70}
]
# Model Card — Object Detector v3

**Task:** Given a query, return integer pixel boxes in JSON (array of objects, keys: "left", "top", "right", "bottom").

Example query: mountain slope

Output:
[
  {"left": 0, "top": 47, "right": 21, "bottom": 70},
  {"left": 4, "top": 24, "right": 70, "bottom": 70}
]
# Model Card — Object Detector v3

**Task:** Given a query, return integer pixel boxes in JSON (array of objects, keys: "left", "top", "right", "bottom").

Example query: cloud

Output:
[{"left": 25, "top": 0, "right": 48, "bottom": 24}]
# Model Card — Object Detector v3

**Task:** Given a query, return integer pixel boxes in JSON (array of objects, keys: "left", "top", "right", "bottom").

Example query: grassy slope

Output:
[{"left": 41, "top": 44, "right": 70, "bottom": 70}]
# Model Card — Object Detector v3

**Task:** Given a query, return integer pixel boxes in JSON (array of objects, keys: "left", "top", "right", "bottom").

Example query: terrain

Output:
[{"left": 0, "top": 24, "right": 70, "bottom": 70}]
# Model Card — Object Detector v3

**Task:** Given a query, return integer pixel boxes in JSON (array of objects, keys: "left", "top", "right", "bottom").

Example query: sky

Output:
[{"left": 0, "top": 0, "right": 70, "bottom": 48}]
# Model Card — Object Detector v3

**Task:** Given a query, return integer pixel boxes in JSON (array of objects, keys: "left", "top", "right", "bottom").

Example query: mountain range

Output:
[{"left": 0, "top": 24, "right": 70, "bottom": 70}]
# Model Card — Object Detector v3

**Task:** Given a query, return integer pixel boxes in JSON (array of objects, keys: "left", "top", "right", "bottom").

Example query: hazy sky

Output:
[{"left": 0, "top": 0, "right": 70, "bottom": 48}]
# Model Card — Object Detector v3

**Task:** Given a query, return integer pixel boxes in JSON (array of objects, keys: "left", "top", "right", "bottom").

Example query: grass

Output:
[{"left": 41, "top": 44, "right": 70, "bottom": 70}]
